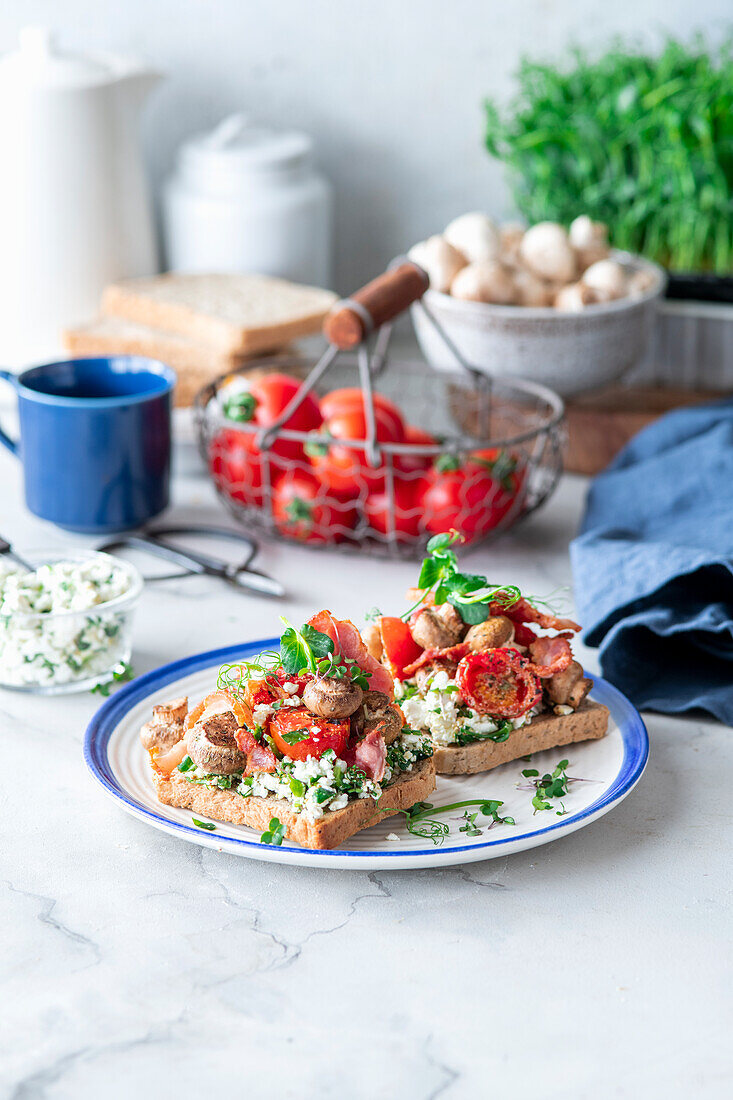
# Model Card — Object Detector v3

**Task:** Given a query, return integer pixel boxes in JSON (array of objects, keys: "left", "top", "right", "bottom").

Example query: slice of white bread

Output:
[
  {"left": 101, "top": 273, "right": 338, "bottom": 355},
  {"left": 62, "top": 316, "right": 262, "bottom": 408},
  {"left": 152, "top": 757, "right": 436, "bottom": 850},
  {"left": 433, "top": 700, "right": 609, "bottom": 775}
]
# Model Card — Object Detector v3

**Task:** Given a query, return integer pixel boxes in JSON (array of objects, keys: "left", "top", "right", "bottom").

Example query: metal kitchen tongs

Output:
[{"left": 98, "top": 525, "right": 284, "bottom": 599}]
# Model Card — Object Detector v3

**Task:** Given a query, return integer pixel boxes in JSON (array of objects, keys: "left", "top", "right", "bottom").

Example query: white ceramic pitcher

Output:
[{"left": 0, "top": 28, "right": 161, "bottom": 364}]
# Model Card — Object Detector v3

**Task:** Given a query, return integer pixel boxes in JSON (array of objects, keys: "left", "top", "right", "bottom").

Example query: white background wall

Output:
[{"left": 2, "top": 0, "right": 729, "bottom": 291}]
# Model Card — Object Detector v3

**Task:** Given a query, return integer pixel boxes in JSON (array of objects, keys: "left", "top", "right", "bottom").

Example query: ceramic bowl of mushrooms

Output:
[{"left": 409, "top": 213, "right": 665, "bottom": 397}]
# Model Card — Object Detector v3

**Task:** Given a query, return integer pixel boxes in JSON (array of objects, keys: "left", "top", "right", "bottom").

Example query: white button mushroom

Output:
[
  {"left": 513, "top": 268, "right": 555, "bottom": 306},
  {"left": 450, "top": 260, "right": 516, "bottom": 304},
  {"left": 519, "top": 222, "right": 577, "bottom": 283},
  {"left": 581, "top": 259, "right": 628, "bottom": 301},
  {"left": 554, "top": 282, "right": 599, "bottom": 312},
  {"left": 443, "top": 213, "right": 500, "bottom": 263},
  {"left": 408, "top": 235, "right": 467, "bottom": 293},
  {"left": 569, "top": 215, "right": 608, "bottom": 251},
  {"left": 499, "top": 222, "right": 525, "bottom": 266}
]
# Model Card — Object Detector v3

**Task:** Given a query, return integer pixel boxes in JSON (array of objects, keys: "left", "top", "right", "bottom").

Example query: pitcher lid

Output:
[{"left": 0, "top": 27, "right": 120, "bottom": 87}]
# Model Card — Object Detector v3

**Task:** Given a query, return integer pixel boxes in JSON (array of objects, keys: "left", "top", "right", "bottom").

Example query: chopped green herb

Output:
[
  {"left": 177, "top": 755, "right": 196, "bottom": 773},
  {"left": 454, "top": 720, "right": 513, "bottom": 746},
  {"left": 280, "top": 727, "right": 311, "bottom": 745},
  {"left": 192, "top": 818, "right": 217, "bottom": 831},
  {"left": 260, "top": 817, "right": 286, "bottom": 845}
]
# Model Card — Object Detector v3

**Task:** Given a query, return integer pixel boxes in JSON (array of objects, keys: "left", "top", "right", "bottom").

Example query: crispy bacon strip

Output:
[
  {"left": 308, "top": 610, "right": 395, "bottom": 697},
  {"left": 527, "top": 635, "right": 574, "bottom": 678},
  {"left": 402, "top": 642, "right": 470, "bottom": 678},
  {"left": 491, "top": 596, "right": 580, "bottom": 634},
  {"left": 342, "top": 729, "right": 387, "bottom": 782},
  {"left": 236, "top": 727, "right": 278, "bottom": 774}
]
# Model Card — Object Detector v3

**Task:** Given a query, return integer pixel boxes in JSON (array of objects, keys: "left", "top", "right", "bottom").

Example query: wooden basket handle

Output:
[{"left": 323, "top": 261, "right": 429, "bottom": 350}]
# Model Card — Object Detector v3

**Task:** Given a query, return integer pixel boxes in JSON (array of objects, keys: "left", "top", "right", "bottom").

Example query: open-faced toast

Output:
[{"left": 152, "top": 755, "right": 435, "bottom": 850}]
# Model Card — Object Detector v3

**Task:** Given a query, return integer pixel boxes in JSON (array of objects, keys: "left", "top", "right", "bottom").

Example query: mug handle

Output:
[{"left": 0, "top": 370, "right": 19, "bottom": 455}]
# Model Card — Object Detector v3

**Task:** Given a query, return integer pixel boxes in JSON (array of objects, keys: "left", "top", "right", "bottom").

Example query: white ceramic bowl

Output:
[{"left": 411, "top": 251, "right": 666, "bottom": 397}]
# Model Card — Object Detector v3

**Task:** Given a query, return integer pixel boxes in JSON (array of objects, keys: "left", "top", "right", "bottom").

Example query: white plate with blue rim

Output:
[{"left": 84, "top": 637, "right": 649, "bottom": 870}]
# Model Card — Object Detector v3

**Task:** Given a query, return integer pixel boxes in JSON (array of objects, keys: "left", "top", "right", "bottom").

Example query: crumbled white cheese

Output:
[
  {"left": 252, "top": 702, "right": 274, "bottom": 726},
  {"left": 282, "top": 681, "right": 299, "bottom": 694},
  {"left": 399, "top": 674, "right": 538, "bottom": 746},
  {"left": 0, "top": 556, "right": 133, "bottom": 688},
  {"left": 386, "top": 833, "right": 400, "bottom": 842}
]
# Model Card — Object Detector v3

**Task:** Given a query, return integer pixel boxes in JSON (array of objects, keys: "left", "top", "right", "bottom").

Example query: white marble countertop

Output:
[{"left": 0, "top": 442, "right": 729, "bottom": 1099}]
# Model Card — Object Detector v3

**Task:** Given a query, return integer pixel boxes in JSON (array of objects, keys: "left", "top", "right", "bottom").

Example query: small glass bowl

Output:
[{"left": 0, "top": 550, "right": 143, "bottom": 695}]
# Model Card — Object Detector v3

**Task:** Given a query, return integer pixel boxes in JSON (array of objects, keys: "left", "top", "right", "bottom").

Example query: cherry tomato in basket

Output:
[
  {"left": 268, "top": 706, "right": 351, "bottom": 762},
  {"left": 209, "top": 428, "right": 286, "bottom": 508},
  {"left": 272, "top": 468, "right": 357, "bottom": 544},
  {"left": 223, "top": 373, "right": 321, "bottom": 461},
  {"left": 394, "top": 425, "right": 437, "bottom": 476},
  {"left": 455, "top": 649, "right": 541, "bottom": 719},
  {"left": 420, "top": 449, "right": 524, "bottom": 542},
  {"left": 319, "top": 389, "right": 405, "bottom": 440},
  {"left": 307, "top": 405, "right": 405, "bottom": 497},
  {"left": 364, "top": 477, "right": 426, "bottom": 539}
]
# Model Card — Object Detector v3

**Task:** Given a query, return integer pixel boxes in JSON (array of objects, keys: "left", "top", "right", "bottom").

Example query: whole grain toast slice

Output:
[
  {"left": 101, "top": 273, "right": 337, "bottom": 354},
  {"left": 433, "top": 700, "right": 609, "bottom": 775},
  {"left": 152, "top": 756, "right": 436, "bottom": 850}
]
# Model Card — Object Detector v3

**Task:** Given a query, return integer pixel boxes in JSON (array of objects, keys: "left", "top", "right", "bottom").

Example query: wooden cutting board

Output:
[{"left": 564, "top": 386, "right": 726, "bottom": 475}]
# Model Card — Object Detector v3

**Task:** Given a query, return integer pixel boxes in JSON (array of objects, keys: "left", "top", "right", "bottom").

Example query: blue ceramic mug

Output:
[{"left": 0, "top": 356, "right": 175, "bottom": 534}]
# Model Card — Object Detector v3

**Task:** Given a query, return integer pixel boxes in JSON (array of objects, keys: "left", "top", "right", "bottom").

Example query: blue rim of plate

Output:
[{"left": 84, "top": 638, "right": 649, "bottom": 859}]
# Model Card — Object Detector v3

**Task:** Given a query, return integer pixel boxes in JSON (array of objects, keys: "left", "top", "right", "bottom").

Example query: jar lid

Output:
[
  {"left": 176, "top": 113, "right": 314, "bottom": 191},
  {"left": 0, "top": 27, "right": 115, "bottom": 88}
]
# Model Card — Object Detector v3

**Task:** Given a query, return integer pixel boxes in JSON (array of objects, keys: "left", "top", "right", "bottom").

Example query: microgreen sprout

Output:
[
  {"left": 260, "top": 817, "right": 286, "bottom": 846},
  {"left": 383, "top": 797, "right": 515, "bottom": 846}
]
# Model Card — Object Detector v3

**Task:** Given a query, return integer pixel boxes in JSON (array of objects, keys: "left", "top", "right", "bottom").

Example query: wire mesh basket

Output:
[{"left": 194, "top": 261, "right": 565, "bottom": 559}]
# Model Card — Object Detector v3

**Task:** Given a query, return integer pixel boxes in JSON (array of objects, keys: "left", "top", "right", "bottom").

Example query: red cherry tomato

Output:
[
  {"left": 272, "top": 468, "right": 357, "bottom": 544},
  {"left": 319, "top": 389, "right": 406, "bottom": 440},
  {"left": 364, "top": 477, "right": 425, "bottom": 539},
  {"left": 395, "top": 426, "right": 437, "bottom": 476},
  {"left": 268, "top": 706, "right": 351, "bottom": 761},
  {"left": 307, "top": 405, "right": 405, "bottom": 497},
  {"left": 421, "top": 450, "right": 525, "bottom": 542},
  {"left": 379, "top": 616, "right": 424, "bottom": 681},
  {"left": 223, "top": 373, "right": 322, "bottom": 461},
  {"left": 455, "top": 649, "right": 541, "bottom": 718},
  {"left": 209, "top": 428, "right": 286, "bottom": 508}
]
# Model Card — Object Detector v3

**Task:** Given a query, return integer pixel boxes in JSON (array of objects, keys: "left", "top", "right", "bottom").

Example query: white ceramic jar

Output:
[{"left": 162, "top": 114, "right": 333, "bottom": 288}]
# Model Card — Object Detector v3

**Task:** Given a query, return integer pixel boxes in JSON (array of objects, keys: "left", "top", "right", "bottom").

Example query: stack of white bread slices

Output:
[{"left": 63, "top": 273, "right": 337, "bottom": 407}]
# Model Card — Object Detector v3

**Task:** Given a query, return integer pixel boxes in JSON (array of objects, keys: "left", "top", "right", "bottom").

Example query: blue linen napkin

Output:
[{"left": 570, "top": 398, "right": 733, "bottom": 724}]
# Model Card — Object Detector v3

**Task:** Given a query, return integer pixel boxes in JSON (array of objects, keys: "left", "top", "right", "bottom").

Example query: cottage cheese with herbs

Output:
[
  {"left": 0, "top": 557, "right": 133, "bottom": 689},
  {"left": 397, "top": 668, "right": 539, "bottom": 746},
  {"left": 178, "top": 731, "right": 433, "bottom": 823}
]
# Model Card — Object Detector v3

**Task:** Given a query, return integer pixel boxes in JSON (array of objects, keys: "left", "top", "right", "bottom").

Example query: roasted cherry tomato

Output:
[
  {"left": 395, "top": 426, "right": 436, "bottom": 476},
  {"left": 307, "top": 404, "right": 405, "bottom": 497},
  {"left": 421, "top": 450, "right": 524, "bottom": 542},
  {"left": 455, "top": 648, "right": 541, "bottom": 718},
  {"left": 223, "top": 373, "right": 322, "bottom": 461},
  {"left": 379, "top": 616, "right": 424, "bottom": 681},
  {"left": 272, "top": 468, "right": 357, "bottom": 543},
  {"left": 319, "top": 389, "right": 405, "bottom": 440},
  {"left": 209, "top": 428, "right": 286, "bottom": 508},
  {"left": 268, "top": 706, "right": 351, "bottom": 761},
  {"left": 364, "top": 477, "right": 425, "bottom": 539}
]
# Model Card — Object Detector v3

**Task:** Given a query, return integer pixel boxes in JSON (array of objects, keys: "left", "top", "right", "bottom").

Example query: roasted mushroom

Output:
[
  {"left": 188, "top": 712, "right": 248, "bottom": 775},
  {"left": 435, "top": 602, "right": 467, "bottom": 640},
  {"left": 351, "top": 690, "right": 403, "bottom": 744},
  {"left": 545, "top": 660, "right": 592, "bottom": 709},
  {"left": 140, "top": 696, "right": 188, "bottom": 752},
  {"left": 464, "top": 616, "right": 515, "bottom": 651},
  {"left": 411, "top": 607, "right": 462, "bottom": 650},
  {"left": 303, "top": 676, "right": 364, "bottom": 719}
]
